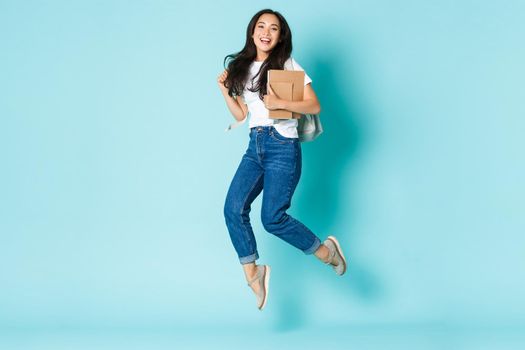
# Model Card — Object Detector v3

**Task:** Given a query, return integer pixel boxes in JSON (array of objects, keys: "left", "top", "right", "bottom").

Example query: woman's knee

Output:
[
  {"left": 224, "top": 196, "right": 241, "bottom": 223},
  {"left": 261, "top": 210, "right": 286, "bottom": 233}
]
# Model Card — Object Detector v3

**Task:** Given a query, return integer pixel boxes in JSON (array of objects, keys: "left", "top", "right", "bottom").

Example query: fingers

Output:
[
  {"left": 267, "top": 82, "right": 275, "bottom": 95},
  {"left": 263, "top": 95, "right": 276, "bottom": 110},
  {"left": 217, "top": 70, "right": 228, "bottom": 84},
  {"left": 263, "top": 95, "right": 270, "bottom": 109},
  {"left": 217, "top": 70, "right": 229, "bottom": 92}
]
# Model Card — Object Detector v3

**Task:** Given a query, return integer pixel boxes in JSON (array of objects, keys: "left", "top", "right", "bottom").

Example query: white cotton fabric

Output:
[{"left": 239, "top": 57, "right": 312, "bottom": 138}]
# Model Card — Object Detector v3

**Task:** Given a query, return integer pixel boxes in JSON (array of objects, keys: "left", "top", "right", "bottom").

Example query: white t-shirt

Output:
[{"left": 241, "top": 57, "right": 312, "bottom": 138}]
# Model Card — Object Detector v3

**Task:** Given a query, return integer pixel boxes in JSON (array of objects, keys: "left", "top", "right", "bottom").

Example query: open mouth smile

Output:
[{"left": 260, "top": 37, "right": 272, "bottom": 46}]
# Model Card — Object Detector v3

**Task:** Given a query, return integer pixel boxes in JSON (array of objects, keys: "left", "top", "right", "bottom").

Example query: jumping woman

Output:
[{"left": 217, "top": 9, "right": 347, "bottom": 311}]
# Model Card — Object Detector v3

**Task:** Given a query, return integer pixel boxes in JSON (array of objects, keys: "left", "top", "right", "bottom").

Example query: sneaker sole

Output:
[
  {"left": 258, "top": 265, "right": 271, "bottom": 310},
  {"left": 327, "top": 236, "right": 347, "bottom": 276}
]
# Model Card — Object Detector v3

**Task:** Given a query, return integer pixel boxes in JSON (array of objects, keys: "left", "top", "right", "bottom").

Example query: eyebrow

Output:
[{"left": 257, "top": 21, "right": 280, "bottom": 28}]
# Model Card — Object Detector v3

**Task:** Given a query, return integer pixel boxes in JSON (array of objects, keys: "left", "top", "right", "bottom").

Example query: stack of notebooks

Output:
[{"left": 267, "top": 70, "right": 305, "bottom": 119}]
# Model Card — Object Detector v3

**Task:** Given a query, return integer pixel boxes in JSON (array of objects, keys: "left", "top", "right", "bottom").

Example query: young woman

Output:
[{"left": 217, "top": 9, "right": 347, "bottom": 310}]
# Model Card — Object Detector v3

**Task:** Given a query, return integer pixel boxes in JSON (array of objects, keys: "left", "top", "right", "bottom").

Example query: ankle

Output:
[
  {"left": 315, "top": 245, "right": 331, "bottom": 263},
  {"left": 322, "top": 255, "right": 332, "bottom": 264},
  {"left": 243, "top": 263, "right": 258, "bottom": 280}
]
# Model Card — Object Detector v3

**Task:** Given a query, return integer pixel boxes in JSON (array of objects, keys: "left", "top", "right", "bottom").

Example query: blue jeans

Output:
[{"left": 224, "top": 126, "right": 322, "bottom": 264}]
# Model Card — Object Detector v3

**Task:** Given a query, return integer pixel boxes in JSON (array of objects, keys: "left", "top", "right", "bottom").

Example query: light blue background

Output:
[{"left": 1, "top": 0, "right": 524, "bottom": 349}]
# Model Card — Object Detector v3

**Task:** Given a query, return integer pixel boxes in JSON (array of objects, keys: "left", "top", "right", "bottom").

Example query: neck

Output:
[{"left": 255, "top": 50, "right": 270, "bottom": 62}]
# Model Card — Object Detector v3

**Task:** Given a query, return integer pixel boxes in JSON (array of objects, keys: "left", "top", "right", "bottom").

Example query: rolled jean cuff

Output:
[
  {"left": 303, "top": 236, "right": 322, "bottom": 255},
  {"left": 239, "top": 251, "right": 259, "bottom": 265}
]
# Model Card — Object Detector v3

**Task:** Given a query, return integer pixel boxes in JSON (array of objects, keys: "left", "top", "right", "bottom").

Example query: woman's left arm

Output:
[{"left": 264, "top": 83, "right": 321, "bottom": 115}]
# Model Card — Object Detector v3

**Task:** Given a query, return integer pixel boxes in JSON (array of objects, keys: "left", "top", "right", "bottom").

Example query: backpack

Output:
[{"left": 297, "top": 113, "right": 323, "bottom": 142}]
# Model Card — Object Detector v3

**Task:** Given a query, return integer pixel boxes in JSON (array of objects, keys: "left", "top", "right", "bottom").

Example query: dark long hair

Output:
[{"left": 223, "top": 9, "right": 292, "bottom": 100}]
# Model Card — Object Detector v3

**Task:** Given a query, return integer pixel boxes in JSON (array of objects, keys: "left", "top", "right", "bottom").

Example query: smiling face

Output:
[{"left": 251, "top": 13, "right": 281, "bottom": 60}]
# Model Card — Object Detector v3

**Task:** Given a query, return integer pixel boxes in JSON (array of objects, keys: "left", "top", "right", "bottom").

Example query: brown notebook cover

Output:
[{"left": 268, "top": 70, "right": 305, "bottom": 119}]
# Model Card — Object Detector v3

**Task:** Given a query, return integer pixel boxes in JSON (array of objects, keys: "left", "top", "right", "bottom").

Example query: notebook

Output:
[{"left": 267, "top": 70, "right": 305, "bottom": 119}]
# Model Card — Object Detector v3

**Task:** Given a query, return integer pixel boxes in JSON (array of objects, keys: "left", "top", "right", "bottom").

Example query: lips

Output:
[{"left": 260, "top": 37, "right": 271, "bottom": 45}]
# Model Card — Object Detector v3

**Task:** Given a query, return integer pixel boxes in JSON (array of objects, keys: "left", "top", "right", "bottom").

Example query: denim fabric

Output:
[{"left": 224, "top": 126, "right": 322, "bottom": 264}]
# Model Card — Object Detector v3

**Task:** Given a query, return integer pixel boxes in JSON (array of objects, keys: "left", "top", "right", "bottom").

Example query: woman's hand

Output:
[
  {"left": 217, "top": 70, "right": 229, "bottom": 93},
  {"left": 218, "top": 69, "right": 247, "bottom": 121},
  {"left": 263, "top": 83, "right": 284, "bottom": 110}
]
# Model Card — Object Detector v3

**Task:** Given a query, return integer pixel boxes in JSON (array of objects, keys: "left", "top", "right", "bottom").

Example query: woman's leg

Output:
[
  {"left": 259, "top": 140, "right": 339, "bottom": 268},
  {"left": 260, "top": 134, "right": 322, "bottom": 255},
  {"left": 259, "top": 129, "right": 346, "bottom": 273},
  {"left": 314, "top": 245, "right": 331, "bottom": 262},
  {"left": 242, "top": 262, "right": 260, "bottom": 293},
  {"left": 224, "top": 150, "right": 264, "bottom": 267}
]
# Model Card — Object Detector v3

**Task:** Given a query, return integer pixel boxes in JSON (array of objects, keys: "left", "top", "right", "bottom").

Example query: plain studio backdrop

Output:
[{"left": 1, "top": 0, "right": 524, "bottom": 349}]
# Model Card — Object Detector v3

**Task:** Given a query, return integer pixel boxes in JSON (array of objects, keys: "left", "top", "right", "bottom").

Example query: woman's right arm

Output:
[{"left": 218, "top": 70, "right": 248, "bottom": 121}]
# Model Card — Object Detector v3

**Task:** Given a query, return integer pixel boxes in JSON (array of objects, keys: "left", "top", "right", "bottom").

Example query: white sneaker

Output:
[
  {"left": 246, "top": 265, "right": 271, "bottom": 310},
  {"left": 323, "top": 236, "right": 347, "bottom": 276}
]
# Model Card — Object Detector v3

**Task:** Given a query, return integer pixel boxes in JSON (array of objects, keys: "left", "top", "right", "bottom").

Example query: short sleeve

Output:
[{"left": 286, "top": 57, "right": 312, "bottom": 85}]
